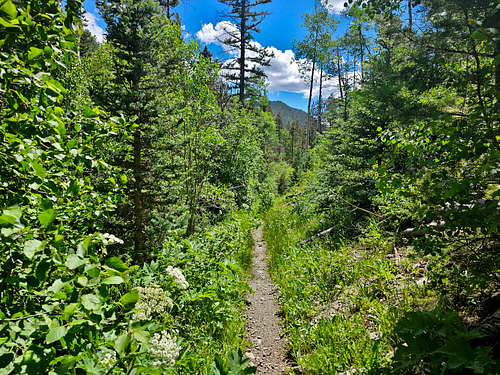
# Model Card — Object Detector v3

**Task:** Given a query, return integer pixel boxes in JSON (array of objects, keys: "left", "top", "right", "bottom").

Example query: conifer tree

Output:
[
  {"left": 80, "top": 29, "right": 99, "bottom": 57},
  {"left": 96, "top": 0, "right": 178, "bottom": 260},
  {"left": 159, "top": 0, "right": 180, "bottom": 19},
  {"left": 218, "top": 0, "right": 273, "bottom": 104}
]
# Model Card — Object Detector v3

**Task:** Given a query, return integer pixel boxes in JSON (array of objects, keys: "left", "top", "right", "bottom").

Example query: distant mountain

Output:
[{"left": 268, "top": 101, "right": 307, "bottom": 128}]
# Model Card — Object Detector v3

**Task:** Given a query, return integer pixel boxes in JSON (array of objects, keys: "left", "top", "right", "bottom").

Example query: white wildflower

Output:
[
  {"left": 101, "top": 351, "right": 117, "bottom": 369},
  {"left": 149, "top": 330, "right": 181, "bottom": 367},
  {"left": 166, "top": 266, "right": 189, "bottom": 289},
  {"left": 133, "top": 285, "right": 173, "bottom": 321},
  {"left": 97, "top": 233, "right": 124, "bottom": 245}
]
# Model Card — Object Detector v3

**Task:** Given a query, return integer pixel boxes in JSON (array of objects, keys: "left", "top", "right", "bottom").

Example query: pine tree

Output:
[
  {"left": 218, "top": 0, "right": 273, "bottom": 104},
  {"left": 80, "top": 29, "right": 99, "bottom": 57},
  {"left": 159, "top": 0, "right": 180, "bottom": 19},
  {"left": 96, "top": 0, "right": 177, "bottom": 261}
]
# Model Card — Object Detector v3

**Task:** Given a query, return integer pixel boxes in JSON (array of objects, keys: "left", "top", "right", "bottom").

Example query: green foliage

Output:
[
  {"left": 394, "top": 310, "right": 496, "bottom": 374},
  {"left": 0, "top": 0, "right": 274, "bottom": 373},
  {"left": 211, "top": 349, "right": 257, "bottom": 375},
  {"left": 132, "top": 212, "right": 258, "bottom": 374},
  {"left": 264, "top": 198, "right": 431, "bottom": 374},
  {"left": 0, "top": 1, "right": 147, "bottom": 373},
  {"left": 277, "top": 0, "right": 500, "bottom": 373}
]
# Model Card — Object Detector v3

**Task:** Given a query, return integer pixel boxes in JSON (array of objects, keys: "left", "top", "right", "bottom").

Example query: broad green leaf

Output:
[
  {"left": 136, "top": 367, "right": 164, "bottom": 375},
  {"left": 82, "top": 106, "right": 99, "bottom": 118},
  {"left": 46, "top": 326, "right": 67, "bottom": 344},
  {"left": 471, "top": 30, "right": 488, "bottom": 40},
  {"left": 31, "top": 160, "right": 47, "bottom": 178},
  {"left": 119, "top": 289, "right": 138, "bottom": 306},
  {"left": 81, "top": 294, "right": 100, "bottom": 311},
  {"left": 0, "top": 214, "right": 15, "bottom": 225},
  {"left": 133, "top": 329, "right": 149, "bottom": 344},
  {"left": 0, "top": 206, "right": 21, "bottom": 226},
  {"left": 28, "top": 47, "right": 43, "bottom": 60},
  {"left": 38, "top": 209, "right": 56, "bottom": 228},
  {"left": 23, "top": 239, "right": 43, "bottom": 259},
  {"left": 114, "top": 333, "right": 131, "bottom": 356},
  {"left": 63, "top": 303, "right": 79, "bottom": 320},
  {"left": 77, "top": 276, "right": 88, "bottom": 286},
  {"left": 65, "top": 254, "right": 87, "bottom": 270},
  {"left": 135, "top": 367, "right": 162, "bottom": 374},
  {"left": 54, "top": 355, "right": 77, "bottom": 375},
  {"left": 49, "top": 279, "right": 65, "bottom": 294},
  {"left": 86, "top": 266, "right": 100, "bottom": 278},
  {"left": 3, "top": 206, "right": 21, "bottom": 220},
  {"left": 43, "top": 46, "right": 52, "bottom": 57},
  {"left": 105, "top": 257, "right": 128, "bottom": 272},
  {"left": 0, "top": 0, "right": 17, "bottom": 19},
  {"left": 102, "top": 276, "right": 124, "bottom": 285}
]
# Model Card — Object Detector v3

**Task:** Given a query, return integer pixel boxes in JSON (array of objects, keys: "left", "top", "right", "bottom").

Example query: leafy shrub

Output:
[{"left": 393, "top": 310, "right": 497, "bottom": 374}]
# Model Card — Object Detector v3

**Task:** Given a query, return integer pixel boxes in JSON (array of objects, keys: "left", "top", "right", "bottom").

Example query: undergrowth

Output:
[
  {"left": 264, "top": 195, "right": 498, "bottom": 374},
  {"left": 126, "top": 211, "right": 257, "bottom": 374}
]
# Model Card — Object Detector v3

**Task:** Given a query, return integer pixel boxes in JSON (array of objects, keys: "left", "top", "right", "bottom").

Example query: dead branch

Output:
[{"left": 300, "top": 226, "right": 337, "bottom": 246}]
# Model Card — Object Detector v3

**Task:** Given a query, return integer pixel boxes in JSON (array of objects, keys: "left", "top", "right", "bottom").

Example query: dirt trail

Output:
[{"left": 245, "top": 226, "right": 288, "bottom": 374}]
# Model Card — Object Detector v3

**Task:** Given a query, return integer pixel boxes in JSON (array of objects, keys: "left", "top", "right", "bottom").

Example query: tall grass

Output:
[{"left": 264, "top": 199, "right": 429, "bottom": 374}]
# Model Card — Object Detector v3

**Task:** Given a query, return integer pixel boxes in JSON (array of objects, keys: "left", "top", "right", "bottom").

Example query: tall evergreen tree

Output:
[
  {"left": 96, "top": 0, "right": 179, "bottom": 260},
  {"left": 159, "top": 0, "right": 180, "bottom": 19},
  {"left": 79, "top": 29, "right": 99, "bottom": 57},
  {"left": 218, "top": 0, "right": 273, "bottom": 104}
]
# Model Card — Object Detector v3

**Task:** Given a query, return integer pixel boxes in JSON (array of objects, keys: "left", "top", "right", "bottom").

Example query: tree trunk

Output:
[
  {"left": 337, "top": 48, "right": 347, "bottom": 121},
  {"left": 307, "top": 48, "right": 317, "bottom": 146},
  {"left": 133, "top": 128, "right": 145, "bottom": 261},
  {"left": 352, "top": 54, "right": 357, "bottom": 88},
  {"left": 359, "top": 26, "right": 364, "bottom": 82},
  {"left": 336, "top": 47, "right": 346, "bottom": 121},
  {"left": 318, "top": 65, "right": 323, "bottom": 133},
  {"left": 185, "top": 196, "right": 196, "bottom": 237},
  {"left": 239, "top": 0, "right": 246, "bottom": 104},
  {"left": 496, "top": 40, "right": 500, "bottom": 110},
  {"left": 408, "top": 0, "right": 412, "bottom": 33}
]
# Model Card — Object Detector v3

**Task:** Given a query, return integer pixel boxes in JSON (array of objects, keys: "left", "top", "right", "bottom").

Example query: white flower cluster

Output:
[
  {"left": 133, "top": 285, "right": 173, "bottom": 321},
  {"left": 101, "top": 351, "right": 117, "bottom": 369},
  {"left": 166, "top": 266, "right": 189, "bottom": 289},
  {"left": 149, "top": 330, "right": 181, "bottom": 367},
  {"left": 97, "top": 233, "right": 124, "bottom": 245}
]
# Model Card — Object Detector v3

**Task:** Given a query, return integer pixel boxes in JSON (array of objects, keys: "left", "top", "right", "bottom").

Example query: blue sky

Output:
[{"left": 82, "top": 0, "right": 350, "bottom": 111}]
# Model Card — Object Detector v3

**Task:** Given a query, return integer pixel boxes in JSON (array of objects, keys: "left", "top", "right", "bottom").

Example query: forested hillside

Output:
[
  {"left": 268, "top": 101, "right": 307, "bottom": 128},
  {"left": 0, "top": 0, "right": 498, "bottom": 374}
]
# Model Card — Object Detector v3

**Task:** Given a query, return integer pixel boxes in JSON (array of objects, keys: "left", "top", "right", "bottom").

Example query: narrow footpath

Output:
[{"left": 245, "top": 226, "right": 288, "bottom": 374}]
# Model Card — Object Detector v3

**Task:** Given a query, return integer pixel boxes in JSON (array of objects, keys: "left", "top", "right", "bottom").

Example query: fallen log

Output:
[{"left": 300, "top": 226, "right": 336, "bottom": 246}]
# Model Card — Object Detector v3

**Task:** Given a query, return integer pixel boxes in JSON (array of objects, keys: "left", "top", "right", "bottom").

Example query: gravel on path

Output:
[{"left": 245, "top": 226, "right": 288, "bottom": 375}]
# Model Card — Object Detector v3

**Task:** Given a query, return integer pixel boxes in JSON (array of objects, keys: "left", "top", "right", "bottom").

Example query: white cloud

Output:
[
  {"left": 83, "top": 11, "right": 105, "bottom": 43},
  {"left": 323, "top": 0, "right": 348, "bottom": 14},
  {"left": 181, "top": 25, "right": 191, "bottom": 39},
  {"left": 196, "top": 21, "right": 342, "bottom": 99},
  {"left": 196, "top": 21, "right": 240, "bottom": 55}
]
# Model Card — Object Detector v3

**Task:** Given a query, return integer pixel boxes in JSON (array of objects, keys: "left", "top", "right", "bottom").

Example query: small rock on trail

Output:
[{"left": 245, "top": 226, "right": 288, "bottom": 374}]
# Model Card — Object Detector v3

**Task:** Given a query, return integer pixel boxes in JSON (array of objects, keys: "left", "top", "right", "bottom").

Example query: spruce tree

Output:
[
  {"left": 80, "top": 29, "right": 99, "bottom": 57},
  {"left": 96, "top": 0, "right": 178, "bottom": 260},
  {"left": 218, "top": 0, "right": 273, "bottom": 104}
]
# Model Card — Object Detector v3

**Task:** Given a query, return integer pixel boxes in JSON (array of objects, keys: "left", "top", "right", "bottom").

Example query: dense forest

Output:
[{"left": 0, "top": 0, "right": 498, "bottom": 374}]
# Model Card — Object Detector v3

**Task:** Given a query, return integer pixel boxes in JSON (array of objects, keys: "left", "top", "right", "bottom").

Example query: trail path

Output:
[{"left": 245, "top": 226, "right": 288, "bottom": 374}]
